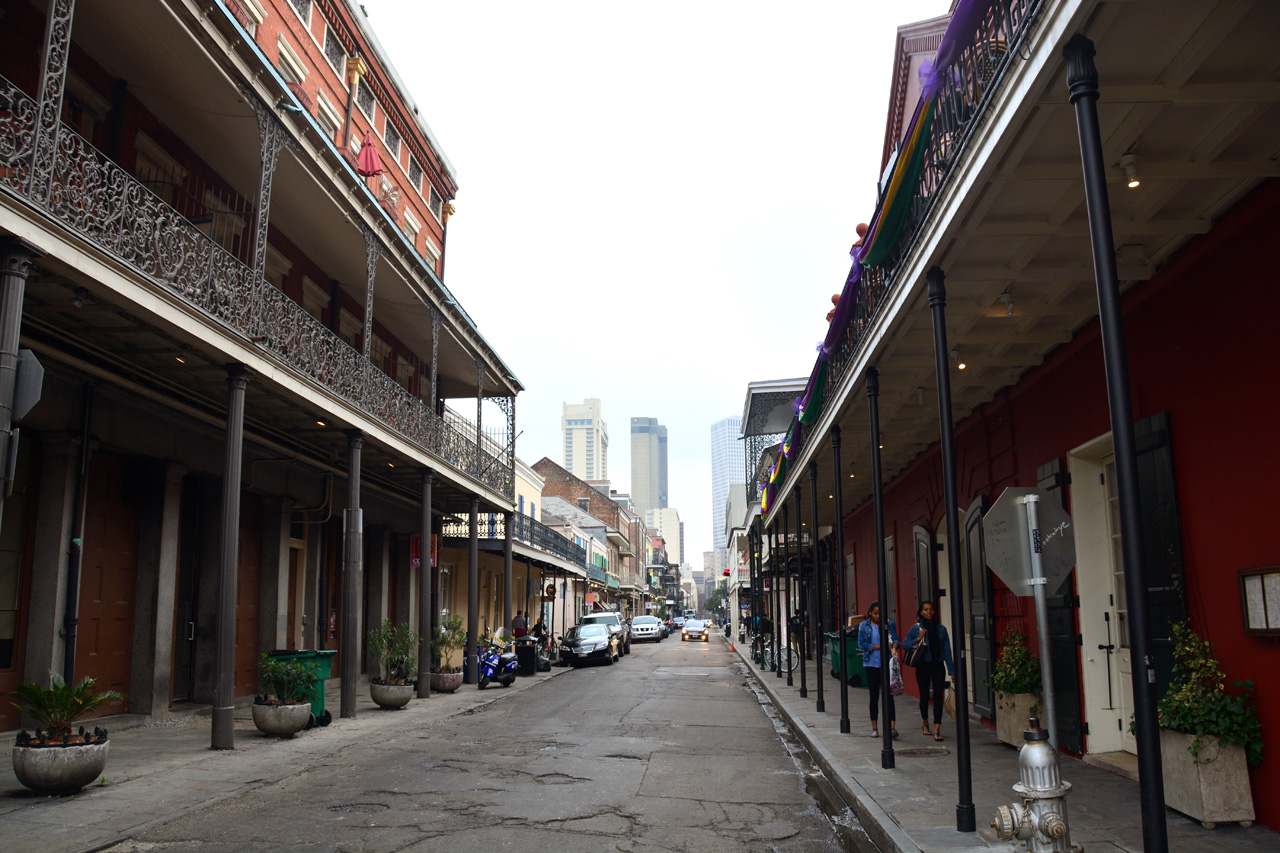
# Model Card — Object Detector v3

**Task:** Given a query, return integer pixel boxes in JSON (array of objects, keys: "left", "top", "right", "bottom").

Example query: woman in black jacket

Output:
[{"left": 903, "top": 600, "right": 955, "bottom": 741}]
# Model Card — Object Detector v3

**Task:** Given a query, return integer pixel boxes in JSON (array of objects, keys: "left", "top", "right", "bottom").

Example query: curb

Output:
[{"left": 728, "top": 637, "right": 921, "bottom": 853}]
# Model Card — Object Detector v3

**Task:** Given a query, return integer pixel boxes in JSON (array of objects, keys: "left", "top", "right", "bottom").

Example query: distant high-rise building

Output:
[
  {"left": 710, "top": 416, "right": 745, "bottom": 548},
  {"left": 646, "top": 507, "right": 684, "bottom": 565},
  {"left": 562, "top": 399, "right": 608, "bottom": 481},
  {"left": 630, "top": 417, "right": 668, "bottom": 519}
]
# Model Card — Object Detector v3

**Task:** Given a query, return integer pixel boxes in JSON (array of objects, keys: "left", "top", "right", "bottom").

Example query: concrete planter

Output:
[
  {"left": 251, "top": 702, "right": 312, "bottom": 737},
  {"left": 1160, "top": 729, "right": 1255, "bottom": 828},
  {"left": 370, "top": 681, "right": 413, "bottom": 709},
  {"left": 430, "top": 671, "right": 463, "bottom": 693},
  {"left": 12, "top": 741, "right": 110, "bottom": 794},
  {"left": 995, "top": 692, "right": 1041, "bottom": 747}
]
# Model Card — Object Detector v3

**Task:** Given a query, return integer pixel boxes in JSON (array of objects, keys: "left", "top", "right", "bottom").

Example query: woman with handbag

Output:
[
  {"left": 903, "top": 600, "right": 955, "bottom": 741},
  {"left": 856, "top": 601, "right": 899, "bottom": 738}
]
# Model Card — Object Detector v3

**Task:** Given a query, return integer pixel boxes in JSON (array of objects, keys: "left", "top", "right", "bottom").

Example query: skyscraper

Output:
[
  {"left": 562, "top": 399, "right": 608, "bottom": 481},
  {"left": 646, "top": 507, "right": 684, "bottom": 566},
  {"left": 630, "top": 416, "right": 668, "bottom": 519},
  {"left": 710, "top": 416, "right": 745, "bottom": 549}
]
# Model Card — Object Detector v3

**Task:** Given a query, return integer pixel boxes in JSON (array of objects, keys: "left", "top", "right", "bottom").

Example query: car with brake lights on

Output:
[
  {"left": 630, "top": 615, "right": 663, "bottom": 642},
  {"left": 681, "top": 619, "right": 709, "bottom": 642},
  {"left": 559, "top": 624, "right": 618, "bottom": 667}
]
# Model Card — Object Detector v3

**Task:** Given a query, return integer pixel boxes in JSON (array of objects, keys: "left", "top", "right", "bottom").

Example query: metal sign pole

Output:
[{"left": 1019, "top": 494, "right": 1058, "bottom": 749}]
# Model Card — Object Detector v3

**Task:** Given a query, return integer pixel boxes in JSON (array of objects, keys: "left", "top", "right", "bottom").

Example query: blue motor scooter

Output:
[{"left": 477, "top": 632, "right": 518, "bottom": 688}]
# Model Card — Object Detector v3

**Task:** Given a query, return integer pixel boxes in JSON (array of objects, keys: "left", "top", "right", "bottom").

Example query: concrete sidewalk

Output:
[
  {"left": 729, "top": 633, "right": 1276, "bottom": 853},
  {"left": 0, "top": 667, "right": 569, "bottom": 853}
]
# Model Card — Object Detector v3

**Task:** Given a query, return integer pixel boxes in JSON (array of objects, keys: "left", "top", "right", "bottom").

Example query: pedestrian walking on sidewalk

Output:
[
  {"left": 903, "top": 600, "right": 954, "bottom": 741},
  {"left": 857, "top": 601, "right": 899, "bottom": 738}
]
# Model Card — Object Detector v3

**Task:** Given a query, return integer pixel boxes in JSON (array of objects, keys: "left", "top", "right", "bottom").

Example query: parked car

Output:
[
  {"left": 672, "top": 616, "right": 686, "bottom": 630},
  {"left": 559, "top": 624, "right": 618, "bottom": 667},
  {"left": 681, "top": 619, "right": 709, "bottom": 642},
  {"left": 658, "top": 621, "right": 670, "bottom": 639},
  {"left": 630, "top": 615, "right": 663, "bottom": 642},
  {"left": 579, "top": 611, "right": 632, "bottom": 655}
]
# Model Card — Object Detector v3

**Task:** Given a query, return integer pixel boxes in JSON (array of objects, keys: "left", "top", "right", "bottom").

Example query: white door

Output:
[{"left": 1103, "top": 458, "right": 1137, "bottom": 754}]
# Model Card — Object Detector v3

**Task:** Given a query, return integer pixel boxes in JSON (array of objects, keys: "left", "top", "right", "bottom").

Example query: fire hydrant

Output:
[{"left": 991, "top": 717, "right": 1081, "bottom": 852}]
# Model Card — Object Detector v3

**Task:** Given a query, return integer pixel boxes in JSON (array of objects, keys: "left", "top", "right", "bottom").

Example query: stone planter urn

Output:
[
  {"left": 1160, "top": 729, "right": 1255, "bottom": 828},
  {"left": 251, "top": 702, "right": 312, "bottom": 737},
  {"left": 12, "top": 741, "right": 110, "bottom": 795},
  {"left": 430, "top": 671, "right": 463, "bottom": 693},
  {"left": 370, "top": 681, "right": 413, "bottom": 709},
  {"left": 995, "top": 692, "right": 1041, "bottom": 747}
]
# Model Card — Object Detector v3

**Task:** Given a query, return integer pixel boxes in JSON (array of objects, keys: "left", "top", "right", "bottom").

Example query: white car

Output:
[{"left": 630, "top": 615, "right": 663, "bottom": 642}]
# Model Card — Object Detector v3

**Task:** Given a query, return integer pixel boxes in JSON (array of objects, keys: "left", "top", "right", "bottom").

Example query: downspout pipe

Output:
[{"left": 62, "top": 381, "right": 94, "bottom": 683}]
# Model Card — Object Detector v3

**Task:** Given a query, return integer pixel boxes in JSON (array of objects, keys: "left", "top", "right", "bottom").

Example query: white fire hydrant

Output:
[{"left": 991, "top": 717, "right": 1082, "bottom": 852}]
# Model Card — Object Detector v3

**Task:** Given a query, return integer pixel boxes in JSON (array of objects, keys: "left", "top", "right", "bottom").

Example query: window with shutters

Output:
[
  {"left": 324, "top": 25, "right": 345, "bottom": 76},
  {"left": 356, "top": 79, "right": 374, "bottom": 118},
  {"left": 383, "top": 121, "right": 400, "bottom": 159},
  {"left": 407, "top": 157, "right": 422, "bottom": 192},
  {"left": 428, "top": 184, "right": 443, "bottom": 221}
]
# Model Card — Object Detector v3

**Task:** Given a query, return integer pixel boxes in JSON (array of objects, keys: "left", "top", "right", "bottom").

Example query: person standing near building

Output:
[
  {"left": 903, "top": 600, "right": 954, "bottom": 740},
  {"left": 857, "top": 601, "right": 899, "bottom": 738},
  {"left": 512, "top": 610, "right": 528, "bottom": 638}
]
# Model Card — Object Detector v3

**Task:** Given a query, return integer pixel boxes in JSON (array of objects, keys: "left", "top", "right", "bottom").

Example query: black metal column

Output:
[
  {"left": 340, "top": 430, "right": 363, "bottom": 719},
  {"left": 832, "top": 426, "right": 850, "bottom": 734},
  {"left": 795, "top": 489, "right": 807, "bottom": 698},
  {"left": 1065, "top": 34, "right": 1167, "bottom": 851},
  {"left": 771, "top": 522, "right": 781, "bottom": 677},
  {"left": 466, "top": 496, "right": 480, "bottom": 684},
  {"left": 927, "top": 266, "right": 976, "bottom": 832},
  {"left": 212, "top": 365, "right": 250, "bottom": 749},
  {"left": 416, "top": 468, "right": 433, "bottom": 698},
  {"left": 30, "top": 0, "right": 75, "bottom": 205},
  {"left": 809, "top": 461, "right": 824, "bottom": 713},
  {"left": 782, "top": 503, "right": 793, "bottom": 686},
  {"left": 868, "top": 367, "right": 894, "bottom": 769},
  {"left": 750, "top": 522, "right": 761, "bottom": 663},
  {"left": 503, "top": 510, "right": 514, "bottom": 635}
]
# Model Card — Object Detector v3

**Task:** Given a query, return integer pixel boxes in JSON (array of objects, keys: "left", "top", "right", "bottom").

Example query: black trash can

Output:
[{"left": 514, "top": 640, "right": 537, "bottom": 677}]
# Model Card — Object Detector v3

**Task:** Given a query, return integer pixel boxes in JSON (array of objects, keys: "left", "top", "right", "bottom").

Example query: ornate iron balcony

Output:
[
  {"left": 0, "top": 74, "right": 511, "bottom": 498},
  {"left": 438, "top": 513, "right": 588, "bottom": 567}
]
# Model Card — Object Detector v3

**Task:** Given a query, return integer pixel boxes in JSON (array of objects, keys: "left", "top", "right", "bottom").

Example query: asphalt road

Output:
[{"left": 112, "top": 634, "right": 870, "bottom": 851}]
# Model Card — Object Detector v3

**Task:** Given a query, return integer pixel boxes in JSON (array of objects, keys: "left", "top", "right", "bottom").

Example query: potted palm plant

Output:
[
  {"left": 10, "top": 672, "right": 124, "bottom": 794},
  {"left": 368, "top": 619, "right": 417, "bottom": 709},
  {"left": 989, "top": 627, "right": 1042, "bottom": 747},
  {"left": 1154, "top": 620, "right": 1260, "bottom": 828},
  {"left": 429, "top": 614, "right": 466, "bottom": 693},
  {"left": 252, "top": 653, "right": 314, "bottom": 737}
]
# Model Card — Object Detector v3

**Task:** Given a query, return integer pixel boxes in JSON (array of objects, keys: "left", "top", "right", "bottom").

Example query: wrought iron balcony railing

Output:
[
  {"left": 439, "top": 513, "right": 588, "bottom": 567},
  {"left": 777, "top": 0, "right": 1041, "bottom": 491},
  {"left": 0, "top": 74, "right": 511, "bottom": 498}
]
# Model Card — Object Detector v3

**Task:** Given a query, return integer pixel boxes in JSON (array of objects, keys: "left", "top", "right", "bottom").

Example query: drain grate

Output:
[{"left": 893, "top": 747, "right": 950, "bottom": 758}]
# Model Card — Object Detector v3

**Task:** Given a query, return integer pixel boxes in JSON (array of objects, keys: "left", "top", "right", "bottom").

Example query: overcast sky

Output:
[{"left": 364, "top": 0, "right": 951, "bottom": 565}]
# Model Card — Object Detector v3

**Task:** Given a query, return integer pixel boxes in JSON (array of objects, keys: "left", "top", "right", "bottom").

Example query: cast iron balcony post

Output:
[
  {"left": 832, "top": 425, "right": 850, "bottom": 734},
  {"left": 868, "top": 368, "right": 894, "bottom": 769},
  {"left": 809, "top": 460, "right": 824, "bottom": 713}
]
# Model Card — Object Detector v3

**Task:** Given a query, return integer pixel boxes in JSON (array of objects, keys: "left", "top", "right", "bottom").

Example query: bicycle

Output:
[{"left": 759, "top": 637, "right": 799, "bottom": 672}]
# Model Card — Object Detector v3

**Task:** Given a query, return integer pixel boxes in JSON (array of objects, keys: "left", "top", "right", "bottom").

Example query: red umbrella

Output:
[{"left": 356, "top": 132, "right": 383, "bottom": 177}]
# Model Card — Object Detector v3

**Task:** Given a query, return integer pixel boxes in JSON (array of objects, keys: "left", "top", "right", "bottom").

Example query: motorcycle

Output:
[{"left": 477, "top": 632, "right": 518, "bottom": 688}]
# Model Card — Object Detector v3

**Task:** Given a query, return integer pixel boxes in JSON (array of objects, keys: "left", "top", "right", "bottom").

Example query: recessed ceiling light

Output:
[
  {"left": 316, "top": 420, "right": 326, "bottom": 426},
  {"left": 388, "top": 462, "right": 395, "bottom": 468}
]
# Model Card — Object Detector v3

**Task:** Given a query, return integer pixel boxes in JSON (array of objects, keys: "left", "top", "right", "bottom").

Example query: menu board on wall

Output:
[{"left": 1240, "top": 566, "right": 1280, "bottom": 636}]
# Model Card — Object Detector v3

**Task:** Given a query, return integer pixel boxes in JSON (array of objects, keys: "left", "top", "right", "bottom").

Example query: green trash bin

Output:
[
  {"left": 268, "top": 649, "right": 336, "bottom": 726},
  {"left": 824, "top": 632, "right": 867, "bottom": 687}
]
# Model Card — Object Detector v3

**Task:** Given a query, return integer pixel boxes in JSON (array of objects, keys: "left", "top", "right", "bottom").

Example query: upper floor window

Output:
[
  {"left": 356, "top": 79, "right": 374, "bottom": 119},
  {"left": 316, "top": 94, "right": 341, "bottom": 142},
  {"left": 428, "top": 184, "right": 443, "bottom": 221},
  {"left": 407, "top": 157, "right": 423, "bottom": 192},
  {"left": 286, "top": 0, "right": 311, "bottom": 23},
  {"left": 301, "top": 275, "right": 328, "bottom": 322},
  {"left": 324, "top": 25, "right": 346, "bottom": 76},
  {"left": 276, "top": 36, "right": 307, "bottom": 85},
  {"left": 370, "top": 335, "right": 392, "bottom": 373},
  {"left": 423, "top": 238, "right": 440, "bottom": 272},
  {"left": 404, "top": 210, "right": 421, "bottom": 248},
  {"left": 383, "top": 121, "right": 401, "bottom": 160}
]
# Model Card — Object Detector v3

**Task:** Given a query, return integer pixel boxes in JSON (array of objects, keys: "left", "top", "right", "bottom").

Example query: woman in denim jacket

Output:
[
  {"left": 903, "top": 600, "right": 954, "bottom": 740},
  {"left": 857, "top": 601, "right": 899, "bottom": 738}
]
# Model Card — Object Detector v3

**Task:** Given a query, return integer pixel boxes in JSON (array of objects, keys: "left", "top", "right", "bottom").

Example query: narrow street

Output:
[{"left": 105, "top": 636, "right": 871, "bottom": 852}]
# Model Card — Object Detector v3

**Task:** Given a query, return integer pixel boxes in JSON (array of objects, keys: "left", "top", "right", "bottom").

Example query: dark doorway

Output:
[{"left": 964, "top": 496, "right": 995, "bottom": 719}]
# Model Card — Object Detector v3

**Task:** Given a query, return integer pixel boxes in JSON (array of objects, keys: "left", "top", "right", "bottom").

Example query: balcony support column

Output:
[
  {"left": 241, "top": 86, "right": 296, "bottom": 282},
  {"left": 1065, "top": 35, "right": 1167, "bottom": 851},
  {"left": 212, "top": 365, "right": 251, "bottom": 750},
  {"left": 794, "top": 489, "right": 806, "bottom": 698},
  {"left": 927, "top": 266, "right": 976, "bottom": 832},
  {"left": 340, "top": 431, "right": 363, "bottom": 719},
  {"left": 809, "top": 460, "right": 824, "bottom": 713},
  {"left": 417, "top": 469, "right": 433, "bottom": 698},
  {"left": 770, "top": 522, "right": 781, "bottom": 677},
  {"left": 0, "top": 239, "right": 41, "bottom": 532},
  {"left": 831, "top": 425, "right": 851, "bottom": 735},
  {"left": 360, "top": 225, "right": 383, "bottom": 360},
  {"left": 30, "top": 0, "right": 76, "bottom": 205},
  {"left": 430, "top": 308, "right": 440, "bottom": 414},
  {"left": 503, "top": 511, "right": 513, "bottom": 634},
  {"left": 868, "top": 368, "right": 894, "bottom": 769},
  {"left": 782, "top": 503, "right": 793, "bottom": 687},
  {"left": 475, "top": 356, "right": 484, "bottom": 452},
  {"left": 466, "top": 496, "right": 480, "bottom": 684}
]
